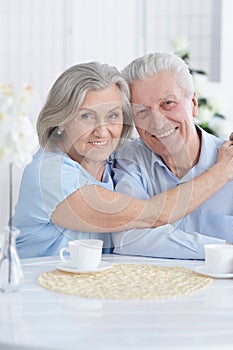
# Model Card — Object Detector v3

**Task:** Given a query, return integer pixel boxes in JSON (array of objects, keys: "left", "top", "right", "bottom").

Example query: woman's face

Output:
[{"left": 60, "top": 85, "right": 124, "bottom": 165}]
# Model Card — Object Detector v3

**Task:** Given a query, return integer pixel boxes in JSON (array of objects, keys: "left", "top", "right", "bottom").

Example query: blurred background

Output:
[{"left": 0, "top": 0, "right": 233, "bottom": 230}]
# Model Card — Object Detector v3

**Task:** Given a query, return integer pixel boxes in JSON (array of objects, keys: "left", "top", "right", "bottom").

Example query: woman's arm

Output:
[
  {"left": 51, "top": 141, "right": 233, "bottom": 231},
  {"left": 152, "top": 159, "right": 232, "bottom": 227}
]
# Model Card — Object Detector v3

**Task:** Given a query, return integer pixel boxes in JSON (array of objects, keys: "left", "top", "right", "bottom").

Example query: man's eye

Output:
[
  {"left": 139, "top": 108, "right": 147, "bottom": 114},
  {"left": 161, "top": 100, "right": 176, "bottom": 110},
  {"left": 134, "top": 108, "right": 150, "bottom": 118}
]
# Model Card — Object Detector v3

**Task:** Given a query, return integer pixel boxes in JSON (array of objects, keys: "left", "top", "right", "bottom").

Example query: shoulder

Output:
[
  {"left": 23, "top": 147, "right": 97, "bottom": 198},
  {"left": 196, "top": 127, "right": 225, "bottom": 169},
  {"left": 39, "top": 148, "right": 100, "bottom": 194},
  {"left": 38, "top": 148, "right": 84, "bottom": 180},
  {"left": 114, "top": 138, "right": 153, "bottom": 162},
  {"left": 200, "top": 128, "right": 224, "bottom": 150}
]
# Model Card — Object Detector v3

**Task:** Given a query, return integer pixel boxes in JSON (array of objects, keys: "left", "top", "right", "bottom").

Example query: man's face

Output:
[{"left": 130, "top": 71, "right": 198, "bottom": 159}]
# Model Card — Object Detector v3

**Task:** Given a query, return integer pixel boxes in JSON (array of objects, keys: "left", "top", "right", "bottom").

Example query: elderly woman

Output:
[{"left": 13, "top": 61, "right": 233, "bottom": 258}]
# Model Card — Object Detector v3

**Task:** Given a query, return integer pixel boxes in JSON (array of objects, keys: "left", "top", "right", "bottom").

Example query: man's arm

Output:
[
  {"left": 112, "top": 166, "right": 227, "bottom": 259},
  {"left": 112, "top": 140, "right": 232, "bottom": 259},
  {"left": 112, "top": 225, "right": 226, "bottom": 260}
]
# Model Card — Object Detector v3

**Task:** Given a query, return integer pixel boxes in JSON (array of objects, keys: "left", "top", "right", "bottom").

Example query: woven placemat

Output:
[{"left": 38, "top": 263, "right": 212, "bottom": 300}]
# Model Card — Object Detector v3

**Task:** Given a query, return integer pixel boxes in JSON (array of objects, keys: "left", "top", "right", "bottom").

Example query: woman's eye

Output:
[
  {"left": 107, "top": 112, "right": 120, "bottom": 121},
  {"left": 80, "top": 113, "right": 94, "bottom": 120}
]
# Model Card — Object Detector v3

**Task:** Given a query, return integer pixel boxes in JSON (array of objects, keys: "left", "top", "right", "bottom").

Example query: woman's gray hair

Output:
[
  {"left": 37, "top": 62, "right": 133, "bottom": 149},
  {"left": 122, "top": 52, "right": 194, "bottom": 97}
]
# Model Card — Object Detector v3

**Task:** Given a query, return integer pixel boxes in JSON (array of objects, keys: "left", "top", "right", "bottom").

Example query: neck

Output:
[
  {"left": 58, "top": 141, "right": 105, "bottom": 181},
  {"left": 81, "top": 159, "right": 106, "bottom": 181},
  {"left": 162, "top": 129, "right": 201, "bottom": 179}
]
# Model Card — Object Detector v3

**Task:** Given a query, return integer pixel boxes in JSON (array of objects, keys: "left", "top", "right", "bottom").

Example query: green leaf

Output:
[{"left": 199, "top": 124, "right": 218, "bottom": 136}]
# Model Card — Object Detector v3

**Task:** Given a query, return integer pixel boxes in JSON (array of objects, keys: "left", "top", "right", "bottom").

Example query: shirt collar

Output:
[
  {"left": 195, "top": 125, "right": 223, "bottom": 172},
  {"left": 139, "top": 125, "right": 223, "bottom": 178}
]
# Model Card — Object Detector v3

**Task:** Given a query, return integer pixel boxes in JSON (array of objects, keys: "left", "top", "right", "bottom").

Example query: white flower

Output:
[
  {"left": 208, "top": 117, "right": 233, "bottom": 140},
  {"left": 171, "top": 36, "right": 189, "bottom": 58},
  {"left": 171, "top": 36, "right": 232, "bottom": 139},
  {"left": 0, "top": 85, "right": 37, "bottom": 167},
  {"left": 197, "top": 106, "right": 213, "bottom": 124},
  {"left": 207, "top": 95, "right": 226, "bottom": 115},
  {"left": 193, "top": 73, "right": 210, "bottom": 98}
]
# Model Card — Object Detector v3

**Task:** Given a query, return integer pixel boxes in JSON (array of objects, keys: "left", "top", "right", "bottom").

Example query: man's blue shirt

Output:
[{"left": 112, "top": 128, "right": 233, "bottom": 259}]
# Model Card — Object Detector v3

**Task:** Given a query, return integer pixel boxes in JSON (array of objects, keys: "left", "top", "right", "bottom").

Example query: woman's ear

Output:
[
  {"left": 59, "top": 125, "right": 65, "bottom": 132},
  {"left": 192, "top": 92, "right": 199, "bottom": 117}
]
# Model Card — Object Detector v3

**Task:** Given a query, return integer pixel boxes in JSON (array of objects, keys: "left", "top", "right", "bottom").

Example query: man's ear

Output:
[{"left": 192, "top": 92, "right": 199, "bottom": 117}]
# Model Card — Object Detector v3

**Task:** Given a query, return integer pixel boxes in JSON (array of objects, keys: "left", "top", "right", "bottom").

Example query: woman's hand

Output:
[{"left": 216, "top": 140, "right": 233, "bottom": 180}]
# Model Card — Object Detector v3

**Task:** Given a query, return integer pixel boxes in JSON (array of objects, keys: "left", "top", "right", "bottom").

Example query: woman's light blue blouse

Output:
[{"left": 13, "top": 148, "right": 114, "bottom": 258}]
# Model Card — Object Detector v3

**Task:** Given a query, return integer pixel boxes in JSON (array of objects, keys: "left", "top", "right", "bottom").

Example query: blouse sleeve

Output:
[{"left": 39, "top": 151, "right": 95, "bottom": 219}]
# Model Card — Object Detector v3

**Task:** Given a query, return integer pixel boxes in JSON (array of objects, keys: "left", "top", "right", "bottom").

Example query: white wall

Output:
[
  {"left": 0, "top": 0, "right": 233, "bottom": 232},
  {"left": 0, "top": 0, "right": 141, "bottom": 231},
  {"left": 221, "top": 0, "right": 233, "bottom": 120}
]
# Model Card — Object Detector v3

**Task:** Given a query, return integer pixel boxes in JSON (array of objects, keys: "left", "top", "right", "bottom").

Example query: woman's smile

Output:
[
  {"left": 60, "top": 85, "right": 123, "bottom": 170},
  {"left": 88, "top": 140, "right": 109, "bottom": 147}
]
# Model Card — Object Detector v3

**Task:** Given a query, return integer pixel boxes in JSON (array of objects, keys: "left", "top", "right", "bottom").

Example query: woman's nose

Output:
[{"left": 92, "top": 124, "right": 109, "bottom": 137}]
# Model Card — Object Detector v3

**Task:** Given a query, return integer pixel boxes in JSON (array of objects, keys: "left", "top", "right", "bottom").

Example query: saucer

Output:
[
  {"left": 195, "top": 265, "right": 233, "bottom": 279},
  {"left": 56, "top": 260, "right": 112, "bottom": 274}
]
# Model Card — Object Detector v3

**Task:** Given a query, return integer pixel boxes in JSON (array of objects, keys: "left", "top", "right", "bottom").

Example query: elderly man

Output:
[{"left": 112, "top": 52, "right": 233, "bottom": 259}]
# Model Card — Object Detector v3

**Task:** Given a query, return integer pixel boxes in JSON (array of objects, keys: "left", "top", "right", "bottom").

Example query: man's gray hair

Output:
[
  {"left": 37, "top": 61, "right": 133, "bottom": 149},
  {"left": 122, "top": 52, "right": 194, "bottom": 97}
]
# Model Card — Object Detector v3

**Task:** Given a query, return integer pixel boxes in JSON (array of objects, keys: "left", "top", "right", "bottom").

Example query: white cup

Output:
[
  {"left": 59, "top": 239, "right": 103, "bottom": 271},
  {"left": 204, "top": 244, "right": 233, "bottom": 274}
]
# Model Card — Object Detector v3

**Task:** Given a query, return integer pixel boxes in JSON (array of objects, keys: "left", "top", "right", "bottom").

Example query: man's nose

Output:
[{"left": 148, "top": 110, "right": 166, "bottom": 131}]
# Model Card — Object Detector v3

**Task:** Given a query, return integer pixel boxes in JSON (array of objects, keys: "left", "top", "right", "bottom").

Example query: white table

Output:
[{"left": 0, "top": 255, "right": 233, "bottom": 350}]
